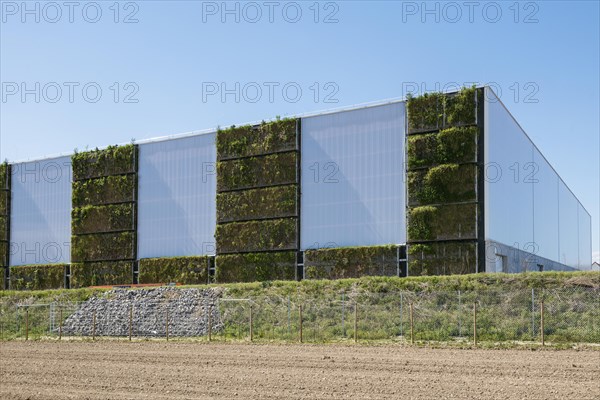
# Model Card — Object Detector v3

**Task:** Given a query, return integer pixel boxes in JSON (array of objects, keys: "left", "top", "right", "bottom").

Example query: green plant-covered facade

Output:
[
  {"left": 70, "top": 261, "right": 133, "bottom": 288},
  {"left": 4, "top": 86, "right": 590, "bottom": 291},
  {"left": 406, "top": 87, "right": 483, "bottom": 275},
  {"left": 70, "top": 145, "right": 138, "bottom": 286},
  {"left": 0, "top": 163, "right": 9, "bottom": 288},
  {"left": 215, "top": 119, "right": 300, "bottom": 282},
  {"left": 216, "top": 252, "right": 296, "bottom": 283},
  {"left": 304, "top": 245, "right": 400, "bottom": 280},
  {"left": 138, "top": 256, "right": 211, "bottom": 285},
  {"left": 9, "top": 264, "right": 66, "bottom": 290}
]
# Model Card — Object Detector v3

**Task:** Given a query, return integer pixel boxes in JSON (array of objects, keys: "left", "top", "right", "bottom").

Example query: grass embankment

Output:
[
  {"left": 213, "top": 270, "right": 600, "bottom": 297},
  {"left": 1, "top": 272, "right": 598, "bottom": 345},
  {"left": 1, "top": 271, "right": 597, "bottom": 301}
]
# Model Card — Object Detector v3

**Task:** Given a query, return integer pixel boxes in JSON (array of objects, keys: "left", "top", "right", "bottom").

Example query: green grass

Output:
[{"left": 1, "top": 272, "right": 598, "bottom": 344}]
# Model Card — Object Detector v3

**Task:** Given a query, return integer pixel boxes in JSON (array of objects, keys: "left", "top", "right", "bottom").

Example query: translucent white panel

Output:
[
  {"left": 578, "top": 204, "right": 592, "bottom": 270},
  {"left": 300, "top": 102, "right": 406, "bottom": 250},
  {"left": 10, "top": 157, "right": 72, "bottom": 266},
  {"left": 533, "top": 149, "right": 559, "bottom": 261},
  {"left": 484, "top": 88, "right": 534, "bottom": 250},
  {"left": 558, "top": 181, "right": 579, "bottom": 268},
  {"left": 138, "top": 133, "right": 217, "bottom": 258}
]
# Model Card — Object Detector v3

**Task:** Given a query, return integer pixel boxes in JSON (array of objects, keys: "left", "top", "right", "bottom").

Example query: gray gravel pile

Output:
[{"left": 62, "top": 287, "right": 224, "bottom": 337}]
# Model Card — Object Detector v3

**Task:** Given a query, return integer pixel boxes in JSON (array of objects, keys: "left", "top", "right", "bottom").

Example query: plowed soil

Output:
[{"left": 1, "top": 342, "right": 598, "bottom": 399}]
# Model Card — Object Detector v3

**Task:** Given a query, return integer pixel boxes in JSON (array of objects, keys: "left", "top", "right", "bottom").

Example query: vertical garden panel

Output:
[
  {"left": 300, "top": 102, "right": 406, "bottom": 250},
  {"left": 138, "top": 133, "right": 217, "bottom": 258},
  {"left": 0, "top": 163, "right": 9, "bottom": 288},
  {"left": 406, "top": 88, "right": 480, "bottom": 275},
  {"left": 9, "top": 156, "right": 72, "bottom": 266},
  {"left": 215, "top": 119, "right": 299, "bottom": 282},
  {"left": 71, "top": 145, "right": 137, "bottom": 286}
]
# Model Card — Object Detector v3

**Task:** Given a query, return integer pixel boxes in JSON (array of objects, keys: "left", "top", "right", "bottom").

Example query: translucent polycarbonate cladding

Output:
[
  {"left": 578, "top": 203, "right": 592, "bottom": 269},
  {"left": 9, "top": 156, "right": 72, "bottom": 266},
  {"left": 533, "top": 148, "right": 559, "bottom": 261},
  {"left": 484, "top": 88, "right": 534, "bottom": 253},
  {"left": 558, "top": 180, "right": 579, "bottom": 268},
  {"left": 137, "top": 133, "right": 217, "bottom": 258},
  {"left": 300, "top": 102, "right": 406, "bottom": 250},
  {"left": 484, "top": 87, "right": 591, "bottom": 269}
]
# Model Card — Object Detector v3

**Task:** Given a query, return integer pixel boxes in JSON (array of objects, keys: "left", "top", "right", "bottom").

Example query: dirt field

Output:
[{"left": 1, "top": 342, "right": 598, "bottom": 400}]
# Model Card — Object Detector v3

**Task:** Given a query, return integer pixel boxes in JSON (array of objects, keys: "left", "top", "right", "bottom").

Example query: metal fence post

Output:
[
  {"left": 531, "top": 288, "right": 535, "bottom": 339},
  {"left": 473, "top": 302, "right": 477, "bottom": 346},
  {"left": 129, "top": 305, "right": 133, "bottom": 341},
  {"left": 208, "top": 304, "right": 212, "bottom": 342},
  {"left": 399, "top": 292, "right": 403, "bottom": 337},
  {"left": 342, "top": 292, "right": 346, "bottom": 337},
  {"left": 354, "top": 303, "right": 358, "bottom": 343},
  {"left": 409, "top": 302, "right": 414, "bottom": 344},
  {"left": 287, "top": 296, "right": 291, "bottom": 337},
  {"left": 299, "top": 305, "right": 303, "bottom": 343},
  {"left": 92, "top": 311, "right": 96, "bottom": 340},
  {"left": 25, "top": 308, "right": 29, "bottom": 341},
  {"left": 249, "top": 304, "right": 253, "bottom": 342},
  {"left": 457, "top": 290, "right": 462, "bottom": 337},
  {"left": 540, "top": 300, "right": 545, "bottom": 346},
  {"left": 166, "top": 307, "right": 169, "bottom": 341},
  {"left": 59, "top": 308, "right": 62, "bottom": 340}
]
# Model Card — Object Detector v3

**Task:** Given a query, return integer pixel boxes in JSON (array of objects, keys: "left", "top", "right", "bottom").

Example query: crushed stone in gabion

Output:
[{"left": 62, "top": 287, "right": 225, "bottom": 337}]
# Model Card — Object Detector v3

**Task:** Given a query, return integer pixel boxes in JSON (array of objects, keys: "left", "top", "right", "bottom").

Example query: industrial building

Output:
[{"left": 0, "top": 87, "right": 592, "bottom": 290}]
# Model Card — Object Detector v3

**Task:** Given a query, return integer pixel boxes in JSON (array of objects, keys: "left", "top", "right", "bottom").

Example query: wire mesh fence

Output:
[{"left": 0, "top": 287, "right": 598, "bottom": 344}]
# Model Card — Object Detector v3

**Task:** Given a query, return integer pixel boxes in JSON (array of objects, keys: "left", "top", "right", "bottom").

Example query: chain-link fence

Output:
[{"left": 1, "top": 287, "right": 598, "bottom": 344}]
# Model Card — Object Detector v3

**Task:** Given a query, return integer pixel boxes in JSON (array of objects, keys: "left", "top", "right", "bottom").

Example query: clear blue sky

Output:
[{"left": 1, "top": 1, "right": 599, "bottom": 262}]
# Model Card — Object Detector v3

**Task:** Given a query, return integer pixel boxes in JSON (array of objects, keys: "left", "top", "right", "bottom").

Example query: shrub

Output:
[
  {"left": 72, "top": 175, "right": 135, "bottom": 207},
  {"left": 70, "top": 261, "right": 133, "bottom": 288},
  {"left": 437, "top": 126, "right": 478, "bottom": 163},
  {"left": 217, "top": 152, "right": 297, "bottom": 192},
  {"left": 425, "top": 164, "right": 476, "bottom": 202},
  {"left": 408, "top": 164, "right": 476, "bottom": 205},
  {"left": 444, "top": 86, "right": 476, "bottom": 127},
  {"left": 408, "top": 204, "right": 477, "bottom": 241},
  {"left": 408, "top": 241, "right": 477, "bottom": 276},
  {"left": 0, "top": 216, "right": 6, "bottom": 241},
  {"left": 216, "top": 218, "right": 297, "bottom": 253},
  {"left": 216, "top": 252, "right": 296, "bottom": 283},
  {"left": 72, "top": 204, "right": 134, "bottom": 235},
  {"left": 0, "top": 162, "right": 7, "bottom": 190},
  {"left": 0, "top": 242, "right": 7, "bottom": 267},
  {"left": 138, "top": 256, "right": 210, "bottom": 285},
  {"left": 9, "top": 264, "right": 65, "bottom": 290},
  {"left": 72, "top": 144, "right": 136, "bottom": 181},
  {"left": 407, "top": 92, "right": 443, "bottom": 133},
  {"left": 71, "top": 232, "right": 135, "bottom": 262},
  {"left": 217, "top": 185, "right": 297, "bottom": 223},
  {"left": 0, "top": 191, "right": 7, "bottom": 216},
  {"left": 217, "top": 118, "right": 297, "bottom": 160},
  {"left": 407, "top": 127, "right": 477, "bottom": 169},
  {"left": 407, "top": 206, "right": 437, "bottom": 241},
  {"left": 304, "top": 245, "right": 399, "bottom": 280},
  {"left": 407, "top": 134, "right": 438, "bottom": 168},
  {"left": 407, "top": 87, "right": 477, "bottom": 133}
]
